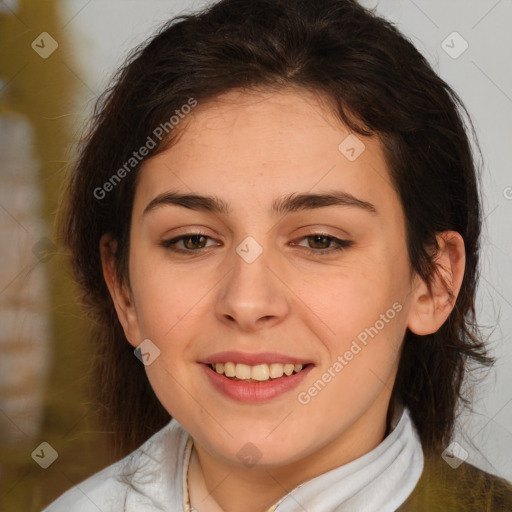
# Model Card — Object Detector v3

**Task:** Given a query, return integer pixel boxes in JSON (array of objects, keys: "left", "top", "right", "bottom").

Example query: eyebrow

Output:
[{"left": 142, "top": 190, "right": 378, "bottom": 217}]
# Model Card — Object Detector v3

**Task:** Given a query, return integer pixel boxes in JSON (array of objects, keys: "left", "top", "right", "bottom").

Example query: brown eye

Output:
[
  {"left": 306, "top": 235, "right": 332, "bottom": 250},
  {"left": 182, "top": 234, "right": 208, "bottom": 250},
  {"left": 292, "top": 234, "right": 354, "bottom": 256},
  {"left": 161, "top": 233, "right": 217, "bottom": 253}
]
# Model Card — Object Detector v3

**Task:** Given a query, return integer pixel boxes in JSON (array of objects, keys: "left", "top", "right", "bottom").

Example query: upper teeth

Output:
[{"left": 212, "top": 362, "right": 304, "bottom": 381}]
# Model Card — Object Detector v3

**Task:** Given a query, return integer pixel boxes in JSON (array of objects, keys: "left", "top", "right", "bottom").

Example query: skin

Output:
[{"left": 100, "top": 88, "right": 465, "bottom": 512}]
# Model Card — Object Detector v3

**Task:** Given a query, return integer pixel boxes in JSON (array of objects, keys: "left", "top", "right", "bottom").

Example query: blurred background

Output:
[{"left": 0, "top": 0, "right": 511, "bottom": 510}]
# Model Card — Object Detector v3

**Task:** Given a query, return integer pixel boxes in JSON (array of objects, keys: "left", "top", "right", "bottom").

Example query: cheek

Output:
[
  {"left": 293, "top": 254, "right": 409, "bottom": 390},
  {"left": 292, "top": 259, "right": 400, "bottom": 336},
  {"left": 129, "top": 250, "right": 207, "bottom": 339},
  {"left": 131, "top": 267, "right": 207, "bottom": 417},
  {"left": 297, "top": 297, "right": 406, "bottom": 427}
]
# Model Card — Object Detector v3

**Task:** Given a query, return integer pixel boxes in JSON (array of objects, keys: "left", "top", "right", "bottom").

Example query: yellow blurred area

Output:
[{"left": 0, "top": 2, "right": 113, "bottom": 510}]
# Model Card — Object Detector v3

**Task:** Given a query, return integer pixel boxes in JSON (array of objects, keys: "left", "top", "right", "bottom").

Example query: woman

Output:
[{"left": 45, "top": 0, "right": 512, "bottom": 510}]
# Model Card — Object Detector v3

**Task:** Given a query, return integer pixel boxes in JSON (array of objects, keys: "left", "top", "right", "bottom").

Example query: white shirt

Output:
[{"left": 43, "top": 407, "right": 423, "bottom": 512}]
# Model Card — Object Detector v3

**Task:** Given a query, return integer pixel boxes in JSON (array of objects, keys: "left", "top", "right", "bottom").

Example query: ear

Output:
[
  {"left": 99, "top": 233, "right": 141, "bottom": 347},
  {"left": 407, "top": 231, "right": 465, "bottom": 336}
]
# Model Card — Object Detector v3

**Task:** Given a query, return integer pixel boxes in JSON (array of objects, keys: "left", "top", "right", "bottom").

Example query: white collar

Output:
[
  {"left": 182, "top": 406, "right": 424, "bottom": 512},
  {"left": 42, "top": 406, "right": 423, "bottom": 512}
]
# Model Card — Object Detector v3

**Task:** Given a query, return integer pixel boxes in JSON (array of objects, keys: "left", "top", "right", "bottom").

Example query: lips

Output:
[{"left": 200, "top": 351, "right": 314, "bottom": 403}]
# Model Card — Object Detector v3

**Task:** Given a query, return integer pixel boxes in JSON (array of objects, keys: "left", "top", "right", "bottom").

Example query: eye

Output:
[
  {"left": 292, "top": 234, "right": 353, "bottom": 255},
  {"left": 161, "top": 233, "right": 218, "bottom": 253},
  {"left": 161, "top": 232, "right": 353, "bottom": 256}
]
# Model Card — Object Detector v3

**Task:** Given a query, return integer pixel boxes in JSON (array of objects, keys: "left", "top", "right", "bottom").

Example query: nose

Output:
[{"left": 214, "top": 241, "right": 291, "bottom": 332}]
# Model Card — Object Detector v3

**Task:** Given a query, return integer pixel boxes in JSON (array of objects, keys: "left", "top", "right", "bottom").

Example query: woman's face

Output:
[{"left": 116, "top": 88, "right": 421, "bottom": 470}]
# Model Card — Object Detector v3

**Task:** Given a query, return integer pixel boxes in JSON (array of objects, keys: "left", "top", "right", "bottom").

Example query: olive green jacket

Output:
[{"left": 397, "top": 455, "right": 512, "bottom": 511}]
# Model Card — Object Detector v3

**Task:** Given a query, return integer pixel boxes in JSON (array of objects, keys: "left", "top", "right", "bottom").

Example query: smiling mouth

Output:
[{"left": 208, "top": 362, "right": 310, "bottom": 382}]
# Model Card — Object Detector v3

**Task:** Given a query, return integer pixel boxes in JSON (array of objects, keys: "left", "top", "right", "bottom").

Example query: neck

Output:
[{"left": 189, "top": 400, "right": 390, "bottom": 512}]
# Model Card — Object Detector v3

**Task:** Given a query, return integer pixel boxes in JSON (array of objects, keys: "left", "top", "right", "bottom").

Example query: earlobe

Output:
[
  {"left": 99, "top": 233, "right": 141, "bottom": 347},
  {"left": 407, "top": 231, "right": 466, "bottom": 336}
]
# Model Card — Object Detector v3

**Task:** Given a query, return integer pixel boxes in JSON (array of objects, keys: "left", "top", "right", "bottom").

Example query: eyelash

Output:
[{"left": 161, "top": 232, "right": 353, "bottom": 256}]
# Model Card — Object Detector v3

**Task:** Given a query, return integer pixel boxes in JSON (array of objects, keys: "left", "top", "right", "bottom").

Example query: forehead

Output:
[{"left": 134, "top": 88, "right": 400, "bottom": 221}]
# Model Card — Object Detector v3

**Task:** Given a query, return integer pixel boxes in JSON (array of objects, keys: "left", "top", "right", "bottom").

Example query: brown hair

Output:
[{"left": 57, "top": 0, "right": 493, "bottom": 457}]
